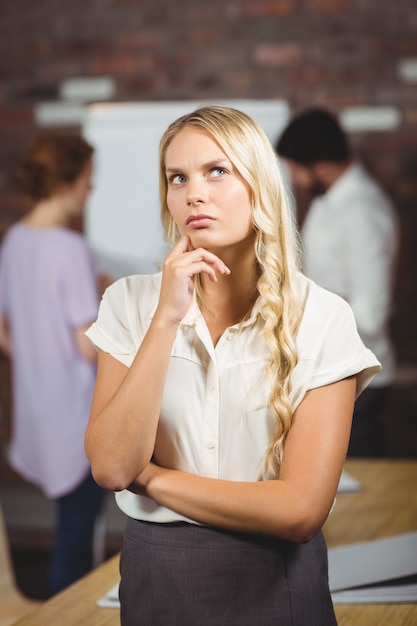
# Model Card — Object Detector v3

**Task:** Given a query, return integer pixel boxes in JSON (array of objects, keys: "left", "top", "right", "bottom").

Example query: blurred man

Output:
[{"left": 277, "top": 108, "right": 399, "bottom": 456}]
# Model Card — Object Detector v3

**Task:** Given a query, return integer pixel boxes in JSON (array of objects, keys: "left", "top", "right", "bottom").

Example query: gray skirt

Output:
[{"left": 119, "top": 519, "right": 337, "bottom": 626}]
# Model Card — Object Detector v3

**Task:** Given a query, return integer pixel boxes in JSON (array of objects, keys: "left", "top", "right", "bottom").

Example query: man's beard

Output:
[{"left": 310, "top": 178, "right": 327, "bottom": 198}]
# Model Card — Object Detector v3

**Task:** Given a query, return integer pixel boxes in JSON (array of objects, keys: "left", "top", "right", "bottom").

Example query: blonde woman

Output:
[{"left": 85, "top": 106, "right": 380, "bottom": 625}]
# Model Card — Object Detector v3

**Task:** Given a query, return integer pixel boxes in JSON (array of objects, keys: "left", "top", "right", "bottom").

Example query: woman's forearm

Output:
[
  {"left": 86, "top": 239, "right": 232, "bottom": 492},
  {"left": 85, "top": 316, "right": 178, "bottom": 491},
  {"left": 134, "top": 464, "right": 335, "bottom": 543}
]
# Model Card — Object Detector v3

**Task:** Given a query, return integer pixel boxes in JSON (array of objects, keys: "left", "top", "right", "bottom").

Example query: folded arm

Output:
[{"left": 131, "top": 375, "right": 356, "bottom": 542}]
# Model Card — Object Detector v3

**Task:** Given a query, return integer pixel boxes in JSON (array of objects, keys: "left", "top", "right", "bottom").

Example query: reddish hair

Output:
[{"left": 17, "top": 131, "right": 94, "bottom": 201}]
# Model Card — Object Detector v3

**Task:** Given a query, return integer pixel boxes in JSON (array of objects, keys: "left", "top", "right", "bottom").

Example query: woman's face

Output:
[
  {"left": 164, "top": 127, "right": 255, "bottom": 254},
  {"left": 64, "top": 160, "right": 93, "bottom": 218}
]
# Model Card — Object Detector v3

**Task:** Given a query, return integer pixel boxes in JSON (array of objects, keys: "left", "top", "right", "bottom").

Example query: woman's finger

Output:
[{"left": 167, "top": 239, "right": 231, "bottom": 277}]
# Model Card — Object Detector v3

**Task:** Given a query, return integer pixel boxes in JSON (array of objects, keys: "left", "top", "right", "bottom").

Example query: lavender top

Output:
[{"left": 0, "top": 223, "right": 99, "bottom": 497}]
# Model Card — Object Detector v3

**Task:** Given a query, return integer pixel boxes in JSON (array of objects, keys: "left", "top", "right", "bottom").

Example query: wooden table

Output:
[
  {"left": 13, "top": 552, "right": 120, "bottom": 626},
  {"left": 324, "top": 458, "right": 417, "bottom": 626},
  {"left": 13, "top": 459, "right": 417, "bottom": 626}
]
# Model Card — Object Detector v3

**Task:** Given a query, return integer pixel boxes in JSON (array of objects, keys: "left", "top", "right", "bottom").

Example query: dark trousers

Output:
[
  {"left": 347, "top": 386, "right": 389, "bottom": 457},
  {"left": 47, "top": 471, "right": 106, "bottom": 597}
]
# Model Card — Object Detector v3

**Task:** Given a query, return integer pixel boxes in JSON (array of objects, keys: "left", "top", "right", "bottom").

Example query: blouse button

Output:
[{"left": 206, "top": 440, "right": 215, "bottom": 449}]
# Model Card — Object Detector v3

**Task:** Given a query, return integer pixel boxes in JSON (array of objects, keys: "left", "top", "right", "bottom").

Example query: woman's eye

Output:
[
  {"left": 170, "top": 174, "right": 186, "bottom": 185},
  {"left": 211, "top": 167, "right": 226, "bottom": 177}
]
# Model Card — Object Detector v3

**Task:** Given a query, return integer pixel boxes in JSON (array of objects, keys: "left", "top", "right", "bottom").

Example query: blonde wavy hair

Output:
[{"left": 159, "top": 105, "right": 306, "bottom": 476}]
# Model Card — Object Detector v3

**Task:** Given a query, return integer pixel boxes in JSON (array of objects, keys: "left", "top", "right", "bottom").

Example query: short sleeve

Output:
[
  {"left": 86, "top": 274, "right": 160, "bottom": 367},
  {"left": 290, "top": 280, "right": 381, "bottom": 410},
  {"left": 308, "top": 298, "right": 381, "bottom": 394}
]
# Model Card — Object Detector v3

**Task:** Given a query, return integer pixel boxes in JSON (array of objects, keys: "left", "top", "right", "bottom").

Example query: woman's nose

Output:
[
  {"left": 187, "top": 195, "right": 203, "bottom": 207},
  {"left": 186, "top": 178, "right": 207, "bottom": 206}
]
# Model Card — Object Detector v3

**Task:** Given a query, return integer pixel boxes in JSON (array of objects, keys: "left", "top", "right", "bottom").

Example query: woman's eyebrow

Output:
[
  {"left": 165, "top": 167, "right": 183, "bottom": 176},
  {"left": 203, "top": 158, "right": 231, "bottom": 169},
  {"left": 166, "top": 158, "right": 231, "bottom": 175}
]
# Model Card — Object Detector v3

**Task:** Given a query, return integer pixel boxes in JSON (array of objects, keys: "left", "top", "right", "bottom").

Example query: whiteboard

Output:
[{"left": 82, "top": 99, "right": 290, "bottom": 278}]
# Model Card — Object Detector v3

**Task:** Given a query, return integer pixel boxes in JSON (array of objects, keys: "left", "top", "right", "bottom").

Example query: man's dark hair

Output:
[{"left": 276, "top": 108, "right": 350, "bottom": 165}]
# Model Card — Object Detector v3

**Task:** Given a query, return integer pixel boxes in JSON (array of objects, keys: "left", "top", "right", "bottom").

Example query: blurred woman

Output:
[{"left": 0, "top": 132, "right": 105, "bottom": 596}]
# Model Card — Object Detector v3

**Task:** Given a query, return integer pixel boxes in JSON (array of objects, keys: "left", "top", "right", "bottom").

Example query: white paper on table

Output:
[
  {"left": 97, "top": 581, "right": 120, "bottom": 608},
  {"left": 332, "top": 578, "right": 417, "bottom": 604},
  {"left": 337, "top": 470, "right": 362, "bottom": 493},
  {"left": 328, "top": 531, "right": 417, "bottom": 603}
]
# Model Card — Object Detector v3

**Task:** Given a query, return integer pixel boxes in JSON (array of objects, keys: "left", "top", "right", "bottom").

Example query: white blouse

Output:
[{"left": 86, "top": 271, "right": 380, "bottom": 523}]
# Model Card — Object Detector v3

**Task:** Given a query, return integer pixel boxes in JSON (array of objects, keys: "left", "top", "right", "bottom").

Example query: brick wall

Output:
[{"left": 0, "top": 1, "right": 416, "bottom": 438}]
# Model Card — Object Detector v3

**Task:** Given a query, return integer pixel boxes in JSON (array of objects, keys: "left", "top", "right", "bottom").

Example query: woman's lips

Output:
[{"left": 186, "top": 214, "right": 215, "bottom": 228}]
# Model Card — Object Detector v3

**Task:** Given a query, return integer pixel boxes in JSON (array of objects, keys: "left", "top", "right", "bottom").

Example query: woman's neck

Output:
[
  {"left": 199, "top": 250, "right": 260, "bottom": 344},
  {"left": 21, "top": 199, "right": 69, "bottom": 229}
]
